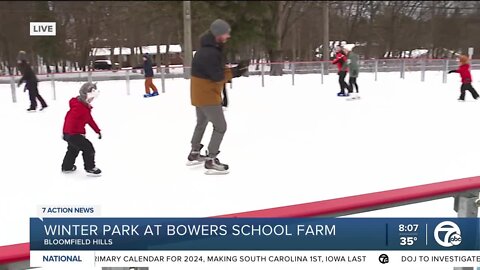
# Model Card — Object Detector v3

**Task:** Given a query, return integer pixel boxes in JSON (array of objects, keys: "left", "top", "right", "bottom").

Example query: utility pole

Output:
[
  {"left": 183, "top": 1, "right": 192, "bottom": 79},
  {"left": 323, "top": 1, "right": 329, "bottom": 73}
]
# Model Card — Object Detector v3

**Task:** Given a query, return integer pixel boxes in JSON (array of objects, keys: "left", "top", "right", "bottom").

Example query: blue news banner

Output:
[{"left": 30, "top": 218, "right": 480, "bottom": 251}]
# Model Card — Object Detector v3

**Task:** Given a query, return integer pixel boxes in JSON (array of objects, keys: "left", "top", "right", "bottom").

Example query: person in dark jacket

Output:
[
  {"left": 332, "top": 45, "right": 349, "bottom": 97},
  {"left": 448, "top": 55, "right": 479, "bottom": 101},
  {"left": 187, "top": 19, "right": 248, "bottom": 174},
  {"left": 61, "top": 82, "right": 102, "bottom": 176},
  {"left": 16, "top": 51, "right": 48, "bottom": 111},
  {"left": 143, "top": 53, "right": 158, "bottom": 97},
  {"left": 344, "top": 44, "right": 360, "bottom": 99}
]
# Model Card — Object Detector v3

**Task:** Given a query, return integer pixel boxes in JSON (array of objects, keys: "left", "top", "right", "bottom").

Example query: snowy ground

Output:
[{"left": 1, "top": 70, "right": 480, "bottom": 248}]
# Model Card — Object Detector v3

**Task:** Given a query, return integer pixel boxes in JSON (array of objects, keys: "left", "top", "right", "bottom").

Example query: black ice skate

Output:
[
  {"left": 62, "top": 165, "right": 77, "bottom": 173},
  {"left": 204, "top": 156, "right": 229, "bottom": 175},
  {"left": 86, "top": 167, "right": 102, "bottom": 177},
  {"left": 186, "top": 144, "right": 207, "bottom": 166}
]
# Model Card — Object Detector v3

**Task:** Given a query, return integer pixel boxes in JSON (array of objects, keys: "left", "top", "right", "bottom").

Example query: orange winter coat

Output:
[{"left": 190, "top": 32, "right": 233, "bottom": 106}]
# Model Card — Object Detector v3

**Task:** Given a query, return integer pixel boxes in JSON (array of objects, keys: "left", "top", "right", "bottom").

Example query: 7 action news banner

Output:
[{"left": 29, "top": 216, "right": 480, "bottom": 269}]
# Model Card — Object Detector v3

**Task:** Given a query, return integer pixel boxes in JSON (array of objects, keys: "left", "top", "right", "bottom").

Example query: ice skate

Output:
[
  {"left": 204, "top": 155, "right": 229, "bottom": 175},
  {"left": 86, "top": 167, "right": 102, "bottom": 177},
  {"left": 346, "top": 93, "right": 361, "bottom": 101},
  {"left": 62, "top": 165, "right": 77, "bottom": 173},
  {"left": 186, "top": 144, "right": 207, "bottom": 166}
]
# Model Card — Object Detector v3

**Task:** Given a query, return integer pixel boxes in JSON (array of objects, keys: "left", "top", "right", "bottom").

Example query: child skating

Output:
[
  {"left": 448, "top": 55, "right": 479, "bottom": 101},
  {"left": 61, "top": 82, "right": 102, "bottom": 176}
]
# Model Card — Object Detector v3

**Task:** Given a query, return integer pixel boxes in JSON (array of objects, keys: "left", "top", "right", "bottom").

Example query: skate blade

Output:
[
  {"left": 186, "top": 160, "right": 204, "bottom": 166},
  {"left": 86, "top": 173, "right": 102, "bottom": 177},
  {"left": 205, "top": 169, "right": 229, "bottom": 175}
]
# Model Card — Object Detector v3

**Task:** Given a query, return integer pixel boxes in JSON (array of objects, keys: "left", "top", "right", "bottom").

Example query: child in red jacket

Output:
[
  {"left": 448, "top": 55, "right": 479, "bottom": 101},
  {"left": 61, "top": 82, "right": 102, "bottom": 175}
]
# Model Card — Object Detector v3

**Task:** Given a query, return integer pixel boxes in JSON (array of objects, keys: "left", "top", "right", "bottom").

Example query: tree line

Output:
[{"left": 1, "top": 1, "right": 479, "bottom": 75}]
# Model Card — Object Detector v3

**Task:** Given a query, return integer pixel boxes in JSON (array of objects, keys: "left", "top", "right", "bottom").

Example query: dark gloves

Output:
[
  {"left": 448, "top": 70, "right": 458, "bottom": 74},
  {"left": 98, "top": 133, "right": 102, "bottom": 140},
  {"left": 232, "top": 60, "right": 250, "bottom": 78}
]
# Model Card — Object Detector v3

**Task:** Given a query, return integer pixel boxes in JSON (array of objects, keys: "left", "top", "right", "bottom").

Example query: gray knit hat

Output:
[
  {"left": 210, "top": 19, "right": 231, "bottom": 37},
  {"left": 79, "top": 82, "right": 98, "bottom": 102},
  {"left": 17, "top": 50, "right": 27, "bottom": 62}
]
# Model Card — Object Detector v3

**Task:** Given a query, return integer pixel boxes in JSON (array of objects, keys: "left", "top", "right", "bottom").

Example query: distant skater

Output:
[
  {"left": 344, "top": 44, "right": 360, "bottom": 100},
  {"left": 16, "top": 51, "right": 48, "bottom": 111},
  {"left": 143, "top": 53, "right": 159, "bottom": 98},
  {"left": 332, "top": 45, "right": 349, "bottom": 96},
  {"left": 448, "top": 55, "right": 479, "bottom": 101}
]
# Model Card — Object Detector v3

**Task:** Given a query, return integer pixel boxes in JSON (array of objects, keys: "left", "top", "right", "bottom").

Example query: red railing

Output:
[{"left": 1, "top": 176, "right": 479, "bottom": 267}]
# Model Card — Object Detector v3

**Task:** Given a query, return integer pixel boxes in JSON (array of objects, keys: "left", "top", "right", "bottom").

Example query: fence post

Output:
[
  {"left": 160, "top": 65, "right": 166, "bottom": 93},
  {"left": 443, "top": 59, "right": 448, "bottom": 84},
  {"left": 374, "top": 60, "right": 378, "bottom": 81},
  {"left": 10, "top": 75, "right": 17, "bottom": 103},
  {"left": 88, "top": 70, "right": 92, "bottom": 83},
  {"left": 261, "top": 61, "right": 265, "bottom": 88},
  {"left": 421, "top": 59, "right": 426, "bottom": 82},
  {"left": 126, "top": 70, "right": 130, "bottom": 96},
  {"left": 321, "top": 62, "right": 324, "bottom": 84},
  {"left": 51, "top": 73, "right": 56, "bottom": 100},
  {"left": 291, "top": 62, "right": 295, "bottom": 86},
  {"left": 454, "top": 192, "right": 479, "bottom": 217},
  {"left": 400, "top": 59, "right": 405, "bottom": 79}
]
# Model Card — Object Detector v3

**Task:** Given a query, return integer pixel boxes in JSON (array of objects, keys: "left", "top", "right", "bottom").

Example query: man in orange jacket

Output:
[{"left": 187, "top": 19, "right": 248, "bottom": 174}]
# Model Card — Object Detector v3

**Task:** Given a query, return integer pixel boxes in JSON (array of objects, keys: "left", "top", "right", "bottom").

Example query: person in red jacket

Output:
[
  {"left": 61, "top": 82, "right": 102, "bottom": 175},
  {"left": 448, "top": 55, "right": 479, "bottom": 101},
  {"left": 332, "top": 45, "right": 349, "bottom": 96}
]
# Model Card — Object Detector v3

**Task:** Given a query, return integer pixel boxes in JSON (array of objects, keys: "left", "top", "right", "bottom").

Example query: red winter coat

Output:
[
  {"left": 332, "top": 52, "right": 348, "bottom": 72},
  {"left": 63, "top": 97, "right": 101, "bottom": 135},
  {"left": 456, "top": 64, "right": 472, "bottom": 84}
]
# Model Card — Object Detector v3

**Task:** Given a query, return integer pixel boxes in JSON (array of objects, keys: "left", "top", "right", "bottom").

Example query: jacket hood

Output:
[
  {"left": 200, "top": 31, "right": 219, "bottom": 48},
  {"left": 70, "top": 97, "right": 91, "bottom": 109}
]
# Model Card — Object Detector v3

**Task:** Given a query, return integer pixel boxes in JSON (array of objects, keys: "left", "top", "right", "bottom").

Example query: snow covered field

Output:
[{"left": 1, "top": 70, "right": 479, "bottom": 249}]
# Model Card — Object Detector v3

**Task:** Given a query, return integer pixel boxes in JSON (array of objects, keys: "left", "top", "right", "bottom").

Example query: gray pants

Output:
[{"left": 191, "top": 105, "right": 226, "bottom": 157}]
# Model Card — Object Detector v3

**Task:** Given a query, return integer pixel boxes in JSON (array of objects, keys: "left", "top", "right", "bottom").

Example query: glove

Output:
[
  {"left": 448, "top": 70, "right": 457, "bottom": 74},
  {"left": 98, "top": 133, "right": 102, "bottom": 140},
  {"left": 232, "top": 60, "right": 250, "bottom": 78}
]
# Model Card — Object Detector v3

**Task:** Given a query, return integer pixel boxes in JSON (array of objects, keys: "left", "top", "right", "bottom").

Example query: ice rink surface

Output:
[{"left": 1, "top": 70, "right": 479, "bottom": 247}]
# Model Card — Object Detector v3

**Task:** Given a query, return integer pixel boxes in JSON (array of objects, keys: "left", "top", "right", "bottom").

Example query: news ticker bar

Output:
[
  {"left": 30, "top": 251, "right": 480, "bottom": 269},
  {"left": 30, "top": 218, "right": 480, "bottom": 251}
]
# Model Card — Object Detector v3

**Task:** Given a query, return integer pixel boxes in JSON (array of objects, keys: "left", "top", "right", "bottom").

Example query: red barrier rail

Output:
[
  {"left": 216, "top": 176, "right": 480, "bottom": 218},
  {"left": 1, "top": 176, "right": 479, "bottom": 267},
  {"left": 0, "top": 243, "right": 29, "bottom": 265}
]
